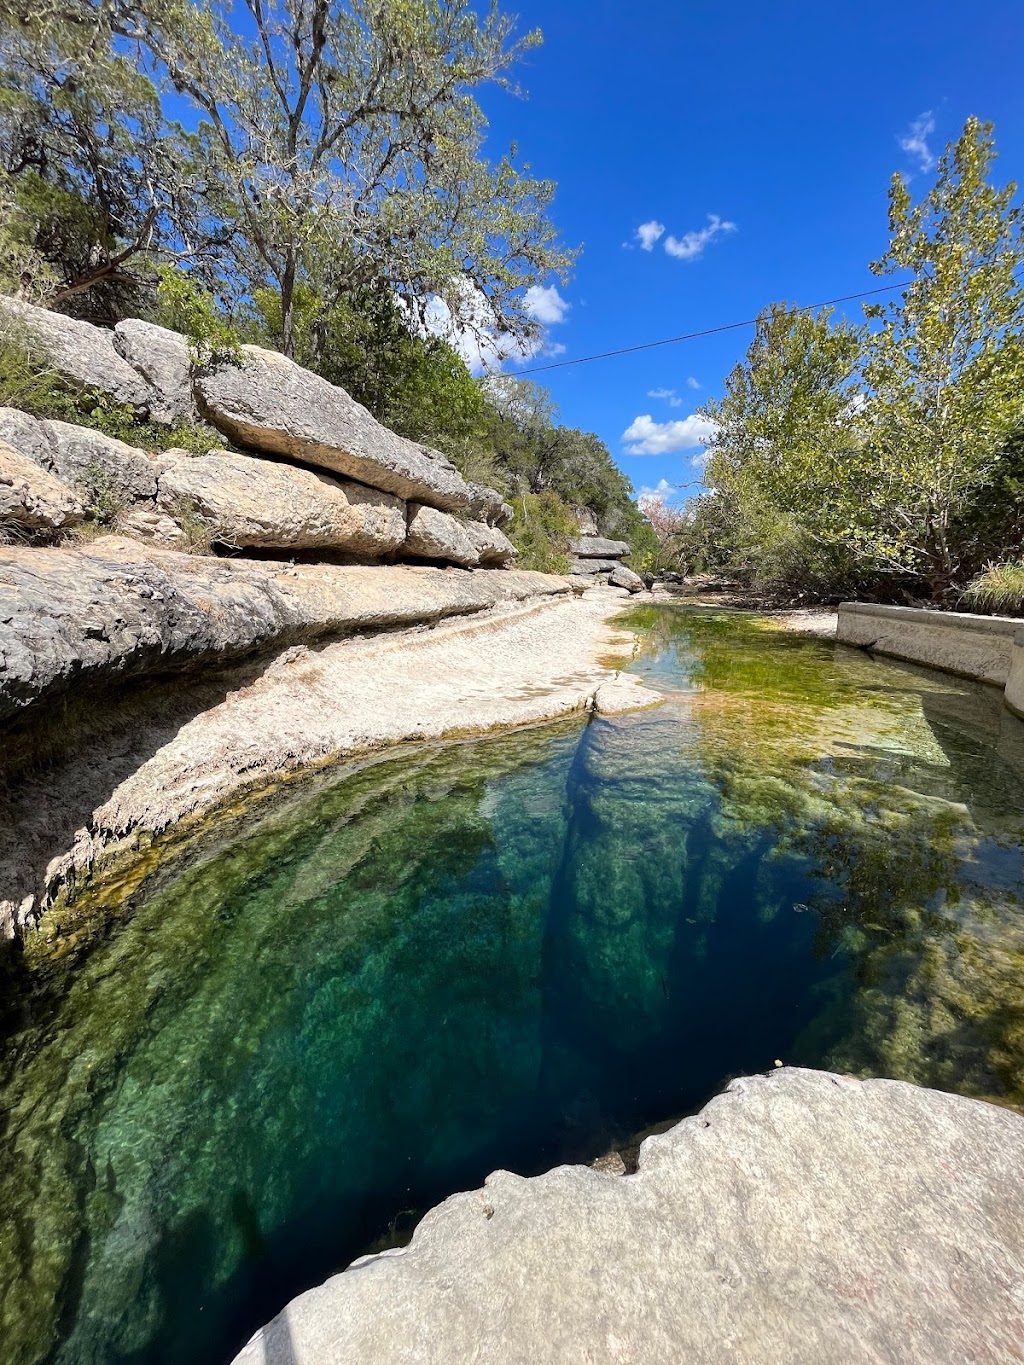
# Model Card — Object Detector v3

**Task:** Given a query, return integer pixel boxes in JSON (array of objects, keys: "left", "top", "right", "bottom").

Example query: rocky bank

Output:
[
  {"left": 0, "top": 299, "right": 652, "bottom": 938},
  {"left": 234, "top": 1067, "right": 1024, "bottom": 1365}
]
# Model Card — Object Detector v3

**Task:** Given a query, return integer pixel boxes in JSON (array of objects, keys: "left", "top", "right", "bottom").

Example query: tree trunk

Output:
[{"left": 280, "top": 252, "right": 297, "bottom": 359}]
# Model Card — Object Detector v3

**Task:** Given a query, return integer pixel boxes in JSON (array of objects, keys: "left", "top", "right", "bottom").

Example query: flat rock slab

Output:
[
  {"left": 158, "top": 449, "right": 407, "bottom": 554},
  {"left": 0, "top": 537, "right": 569, "bottom": 723},
  {"left": 571, "top": 535, "right": 630, "bottom": 558},
  {"left": 234, "top": 1068, "right": 1024, "bottom": 1365},
  {"left": 195, "top": 346, "right": 482, "bottom": 515}
]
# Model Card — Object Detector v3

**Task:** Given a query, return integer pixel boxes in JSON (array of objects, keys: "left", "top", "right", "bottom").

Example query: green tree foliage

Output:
[{"left": 695, "top": 117, "right": 1024, "bottom": 601}]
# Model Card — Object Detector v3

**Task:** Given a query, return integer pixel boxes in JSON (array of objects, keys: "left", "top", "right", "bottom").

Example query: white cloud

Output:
[
  {"left": 523, "top": 284, "right": 570, "bottom": 325},
  {"left": 419, "top": 278, "right": 568, "bottom": 375},
  {"left": 647, "top": 387, "right": 683, "bottom": 407},
  {"left": 664, "top": 214, "right": 737, "bottom": 262},
  {"left": 622, "top": 413, "right": 719, "bottom": 455},
  {"left": 635, "top": 220, "right": 666, "bottom": 251},
  {"left": 900, "top": 112, "right": 936, "bottom": 172},
  {"left": 686, "top": 376, "right": 701, "bottom": 390}
]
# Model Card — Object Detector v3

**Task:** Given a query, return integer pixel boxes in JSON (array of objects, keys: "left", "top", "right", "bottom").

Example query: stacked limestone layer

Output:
[
  {"left": 0, "top": 297, "right": 515, "bottom": 567},
  {"left": 569, "top": 534, "right": 644, "bottom": 593}
]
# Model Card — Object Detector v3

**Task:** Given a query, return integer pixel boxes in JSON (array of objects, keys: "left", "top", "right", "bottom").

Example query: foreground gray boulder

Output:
[
  {"left": 571, "top": 535, "right": 630, "bottom": 559},
  {"left": 0, "top": 439, "right": 83, "bottom": 531},
  {"left": 464, "top": 520, "right": 517, "bottom": 567},
  {"left": 113, "top": 318, "right": 197, "bottom": 424},
  {"left": 234, "top": 1068, "right": 1024, "bottom": 1365},
  {"left": 195, "top": 346, "right": 480, "bottom": 514},
  {"left": 569, "top": 557, "right": 622, "bottom": 576},
  {"left": 157, "top": 449, "right": 407, "bottom": 554},
  {"left": 0, "top": 536, "right": 569, "bottom": 721},
  {"left": 0, "top": 409, "right": 157, "bottom": 503},
  {"left": 609, "top": 563, "right": 645, "bottom": 593},
  {"left": 0, "top": 296, "right": 151, "bottom": 411}
]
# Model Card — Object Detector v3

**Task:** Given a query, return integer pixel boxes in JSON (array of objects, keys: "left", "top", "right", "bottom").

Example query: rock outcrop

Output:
[
  {"left": 157, "top": 448, "right": 407, "bottom": 554},
  {"left": 464, "top": 520, "right": 517, "bottom": 568},
  {"left": 568, "top": 557, "right": 622, "bottom": 576},
  {"left": 404, "top": 503, "right": 479, "bottom": 568},
  {"left": 568, "top": 533, "right": 638, "bottom": 587},
  {"left": 0, "top": 535, "right": 570, "bottom": 723},
  {"left": 571, "top": 535, "right": 631, "bottom": 559},
  {"left": 608, "top": 563, "right": 645, "bottom": 593},
  {"left": 0, "top": 439, "right": 83, "bottom": 531},
  {"left": 0, "top": 409, "right": 158, "bottom": 502},
  {"left": 112, "top": 318, "right": 197, "bottom": 424},
  {"left": 195, "top": 345, "right": 476, "bottom": 514},
  {"left": 0, "top": 296, "right": 151, "bottom": 411},
  {"left": 234, "top": 1067, "right": 1024, "bottom": 1365}
]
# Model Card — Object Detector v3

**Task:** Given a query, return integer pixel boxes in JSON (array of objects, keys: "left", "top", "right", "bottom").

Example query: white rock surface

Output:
[
  {"left": 0, "top": 439, "right": 83, "bottom": 531},
  {"left": 234, "top": 1068, "right": 1024, "bottom": 1365},
  {"left": 157, "top": 448, "right": 407, "bottom": 554},
  {"left": 0, "top": 297, "right": 151, "bottom": 410},
  {"left": 45, "top": 420, "right": 158, "bottom": 502},
  {"left": 195, "top": 346, "right": 482, "bottom": 514},
  {"left": 113, "top": 318, "right": 196, "bottom": 424},
  {"left": 464, "top": 519, "right": 516, "bottom": 567},
  {"left": 405, "top": 503, "right": 480, "bottom": 567}
]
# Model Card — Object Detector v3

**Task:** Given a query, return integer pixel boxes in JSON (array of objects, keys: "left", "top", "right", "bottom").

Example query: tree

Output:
[
  {"left": 119, "top": 0, "right": 574, "bottom": 357},
  {"left": 698, "top": 302, "right": 866, "bottom": 588},
  {"left": 860, "top": 116, "right": 1024, "bottom": 587}
]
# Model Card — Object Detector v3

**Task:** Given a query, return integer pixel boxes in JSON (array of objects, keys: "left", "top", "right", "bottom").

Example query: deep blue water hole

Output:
[{"left": 4, "top": 606, "right": 1024, "bottom": 1364}]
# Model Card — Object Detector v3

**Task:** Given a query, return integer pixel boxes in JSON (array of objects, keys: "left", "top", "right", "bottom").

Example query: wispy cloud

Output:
[
  {"left": 622, "top": 413, "right": 719, "bottom": 455},
  {"left": 647, "top": 387, "right": 683, "bottom": 408},
  {"left": 634, "top": 220, "right": 666, "bottom": 251},
  {"left": 523, "top": 284, "right": 570, "bottom": 325},
  {"left": 686, "top": 376, "right": 701, "bottom": 390},
  {"left": 900, "top": 112, "right": 936, "bottom": 172},
  {"left": 664, "top": 214, "right": 737, "bottom": 262}
]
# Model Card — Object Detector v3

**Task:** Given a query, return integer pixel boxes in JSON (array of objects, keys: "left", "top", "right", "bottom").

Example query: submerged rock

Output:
[
  {"left": 234, "top": 1068, "right": 1024, "bottom": 1365},
  {"left": 157, "top": 448, "right": 407, "bottom": 554},
  {"left": 195, "top": 346, "right": 481, "bottom": 514},
  {"left": 0, "top": 439, "right": 83, "bottom": 532}
]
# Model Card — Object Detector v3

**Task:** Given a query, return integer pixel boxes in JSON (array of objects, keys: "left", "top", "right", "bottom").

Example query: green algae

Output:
[{"left": 3, "top": 605, "right": 1024, "bottom": 1365}]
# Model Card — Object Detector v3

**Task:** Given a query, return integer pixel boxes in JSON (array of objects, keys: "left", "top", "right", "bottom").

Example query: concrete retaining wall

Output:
[{"left": 837, "top": 602, "right": 1024, "bottom": 716}]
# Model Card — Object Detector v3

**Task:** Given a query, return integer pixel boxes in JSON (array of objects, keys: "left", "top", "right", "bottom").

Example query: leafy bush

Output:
[
  {"left": 506, "top": 490, "right": 576, "bottom": 574},
  {"left": 77, "top": 462, "right": 128, "bottom": 526},
  {"left": 961, "top": 562, "right": 1024, "bottom": 615},
  {"left": 157, "top": 266, "right": 241, "bottom": 365},
  {"left": 168, "top": 496, "right": 215, "bottom": 555}
]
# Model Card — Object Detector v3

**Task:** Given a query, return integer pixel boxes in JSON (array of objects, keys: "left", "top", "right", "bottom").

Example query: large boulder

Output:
[
  {"left": 0, "top": 297, "right": 151, "bottom": 411},
  {"left": 195, "top": 346, "right": 480, "bottom": 514},
  {"left": 0, "top": 537, "right": 570, "bottom": 722},
  {"left": 404, "top": 504, "right": 480, "bottom": 568},
  {"left": 113, "top": 319, "right": 197, "bottom": 424},
  {"left": 0, "top": 439, "right": 83, "bottom": 532},
  {"left": 608, "top": 563, "right": 645, "bottom": 593},
  {"left": 466, "top": 481, "right": 513, "bottom": 527},
  {"left": 45, "top": 420, "right": 158, "bottom": 503},
  {"left": 571, "top": 535, "right": 630, "bottom": 559},
  {"left": 0, "top": 406, "right": 57, "bottom": 468},
  {"left": 157, "top": 449, "right": 407, "bottom": 555},
  {"left": 233, "top": 1069, "right": 1024, "bottom": 1365},
  {"left": 569, "top": 558, "right": 621, "bottom": 576},
  {"left": 464, "top": 520, "right": 517, "bottom": 568}
]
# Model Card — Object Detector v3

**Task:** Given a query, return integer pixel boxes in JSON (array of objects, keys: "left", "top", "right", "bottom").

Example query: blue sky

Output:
[{"left": 470, "top": 0, "right": 1024, "bottom": 504}]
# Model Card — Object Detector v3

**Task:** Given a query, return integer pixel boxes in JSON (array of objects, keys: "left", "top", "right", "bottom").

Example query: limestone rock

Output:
[
  {"left": 195, "top": 346, "right": 480, "bottom": 514},
  {"left": 569, "top": 558, "right": 620, "bottom": 576},
  {"left": 0, "top": 407, "right": 57, "bottom": 468},
  {"left": 113, "top": 319, "right": 196, "bottom": 424},
  {"left": 157, "top": 449, "right": 407, "bottom": 554},
  {"left": 45, "top": 420, "right": 158, "bottom": 503},
  {"left": 0, "top": 297, "right": 151, "bottom": 411},
  {"left": 233, "top": 1069, "right": 1024, "bottom": 1365},
  {"left": 0, "top": 536, "right": 570, "bottom": 722},
  {"left": 119, "top": 507, "right": 187, "bottom": 548},
  {"left": 571, "top": 535, "right": 630, "bottom": 559},
  {"left": 405, "top": 504, "right": 479, "bottom": 568},
  {"left": 466, "top": 482, "right": 513, "bottom": 527},
  {"left": 464, "top": 520, "right": 516, "bottom": 568},
  {"left": 0, "top": 439, "right": 83, "bottom": 531},
  {"left": 608, "top": 563, "right": 645, "bottom": 593}
]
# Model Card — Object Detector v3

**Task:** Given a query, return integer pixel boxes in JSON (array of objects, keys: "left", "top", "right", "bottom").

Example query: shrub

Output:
[
  {"left": 961, "top": 562, "right": 1024, "bottom": 615},
  {"left": 77, "top": 462, "right": 128, "bottom": 526},
  {"left": 507, "top": 490, "right": 576, "bottom": 574},
  {"left": 156, "top": 266, "right": 241, "bottom": 365},
  {"left": 168, "top": 496, "right": 215, "bottom": 555}
]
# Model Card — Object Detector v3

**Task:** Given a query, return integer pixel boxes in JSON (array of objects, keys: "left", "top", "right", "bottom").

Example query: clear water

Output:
[{"left": 4, "top": 605, "right": 1024, "bottom": 1365}]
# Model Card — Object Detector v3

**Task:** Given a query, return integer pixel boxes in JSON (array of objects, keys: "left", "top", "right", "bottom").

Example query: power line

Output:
[{"left": 514, "top": 281, "right": 910, "bottom": 376}]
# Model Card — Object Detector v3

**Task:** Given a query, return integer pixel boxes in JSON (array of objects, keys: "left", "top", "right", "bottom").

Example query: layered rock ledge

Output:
[{"left": 234, "top": 1067, "right": 1024, "bottom": 1365}]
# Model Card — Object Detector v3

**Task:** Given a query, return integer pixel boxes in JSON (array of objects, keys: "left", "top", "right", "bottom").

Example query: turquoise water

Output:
[{"left": 4, "top": 606, "right": 1024, "bottom": 1364}]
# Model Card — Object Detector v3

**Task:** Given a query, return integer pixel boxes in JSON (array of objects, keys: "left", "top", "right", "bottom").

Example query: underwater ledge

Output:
[{"left": 232, "top": 1067, "right": 1024, "bottom": 1365}]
